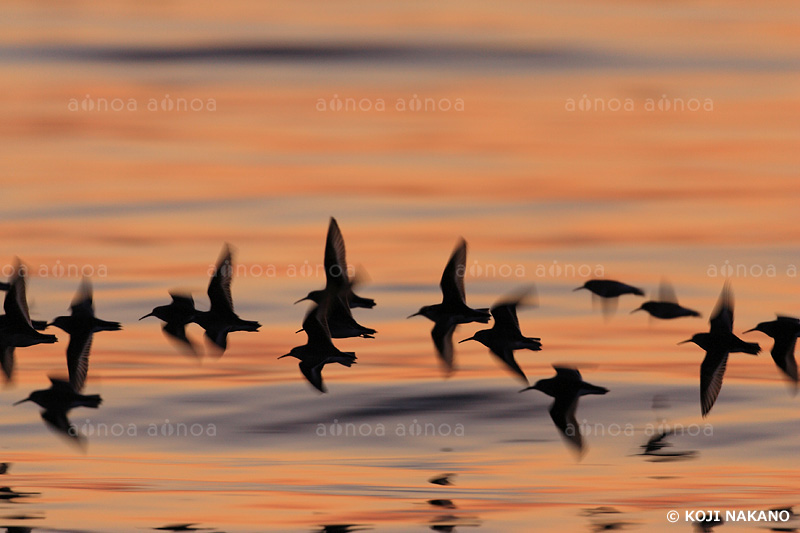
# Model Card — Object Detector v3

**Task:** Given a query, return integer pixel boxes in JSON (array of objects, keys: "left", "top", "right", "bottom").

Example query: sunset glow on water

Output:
[{"left": 1, "top": 1, "right": 799, "bottom": 532}]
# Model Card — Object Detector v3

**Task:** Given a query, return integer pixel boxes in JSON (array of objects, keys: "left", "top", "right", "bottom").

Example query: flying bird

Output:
[
  {"left": 280, "top": 305, "right": 356, "bottom": 393},
  {"left": 192, "top": 244, "right": 261, "bottom": 352},
  {"left": 0, "top": 260, "right": 57, "bottom": 382},
  {"left": 521, "top": 365, "right": 608, "bottom": 453},
  {"left": 574, "top": 279, "right": 644, "bottom": 298},
  {"left": 296, "top": 217, "right": 375, "bottom": 309},
  {"left": 13, "top": 377, "right": 101, "bottom": 443},
  {"left": 48, "top": 278, "right": 121, "bottom": 392},
  {"left": 459, "top": 286, "right": 541, "bottom": 384},
  {"left": 679, "top": 282, "right": 760, "bottom": 417},
  {"left": 744, "top": 315, "right": 800, "bottom": 386},
  {"left": 409, "top": 239, "right": 490, "bottom": 373},
  {"left": 631, "top": 279, "right": 701, "bottom": 319},
  {"left": 141, "top": 292, "right": 198, "bottom": 354}
]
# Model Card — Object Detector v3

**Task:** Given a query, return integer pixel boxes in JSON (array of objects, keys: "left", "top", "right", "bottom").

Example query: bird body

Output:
[
  {"left": 14, "top": 377, "right": 101, "bottom": 440},
  {"left": 141, "top": 292, "right": 198, "bottom": 351},
  {"left": 632, "top": 280, "right": 701, "bottom": 319},
  {"left": 574, "top": 279, "right": 644, "bottom": 298},
  {"left": 745, "top": 315, "right": 800, "bottom": 383},
  {"left": 521, "top": 366, "right": 608, "bottom": 452}
]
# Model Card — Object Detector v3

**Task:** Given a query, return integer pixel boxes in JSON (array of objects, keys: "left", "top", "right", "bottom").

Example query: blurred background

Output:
[{"left": 0, "top": 1, "right": 798, "bottom": 532}]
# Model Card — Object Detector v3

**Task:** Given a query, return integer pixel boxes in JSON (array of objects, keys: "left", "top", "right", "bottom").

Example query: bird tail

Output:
[{"left": 78, "top": 394, "right": 102, "bottom": 408}]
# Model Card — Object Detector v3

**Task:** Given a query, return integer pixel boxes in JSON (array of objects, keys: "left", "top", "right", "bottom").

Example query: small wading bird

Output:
[
  {"left": 409, "top": 239, "right": 490, "bottom": 374},
  {"left": 140, "top": 292, "right": 198, "bottom": 354},
  {"left": 0, "top": 260, "right": 57, "bottom": 382},
  {"left": 280, "top": 304, "right": 356, "bottom": 393},
  {"left": 744, "top": 315, "right": 800, "bottom": 386},
  {"left": 192, "top": 244, "right": 261, "bottom": 352},
  {"left": 13, "top": 377, "right": 101, "bottom": 443},
  {"left": 296, "top": 217, "right": 375, "bottom": 309},
  {"left": 459, "top": 286, "right": 541, "bottom": 384},
  {"left": 521, "top": 365, "right": 608, "bottom": 454},
  {"left": 631, "top": 279, "right": 701, "bottom": 319},
  {"left": 48, "top": 278, "right": 121, "bottom": 392},
  {"left": 574, "top": 279, "right": 644, "bottom": 317},
  {"left": 295, "top": 218, "right": 376, "bottom": 338},
  {"left": 679, "top": 282, "right": 760, "bottom": 417}
]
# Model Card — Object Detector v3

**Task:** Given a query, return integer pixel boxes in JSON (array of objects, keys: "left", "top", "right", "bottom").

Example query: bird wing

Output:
[
  {"left": 700, "top": 349, "right": 729, "bottom": 416},
  {"left": 302, "top": 304, "right": 335, "bottom": 348},
  {"left": 431, "top": 320, "right": 457, "bottom": 372},
  {"left": 169, "top": 292, "right": 196, "bottom": 311},
  {"left": 41, "top": 409, "right": 78, "bottom": 440},
  {"left": 491, "top": 346, "right": 527, "bottom": 384},
  {"left": 770, "top": 333, "right": 799, "bottom": 382},
  {"left": 550, "top": 395, "right": 582, "bottom": 451},
  {"left": 4, "top": 263, "right": 33, "bottom": 328},
  {"left": 324, "top": 217, "right": 349, "bottom": 291},
  {"left": 299, "top": 360, "right": 327, "bottom": 393},
  {"left": 162, "top": 321, "right": 196, "bottom": 353},
  {"left": 490, "top": 302, "right": 521, "bottom": 335},
  {"left": 1, "top": 345, "right": 14, "bottom": 381},
  {"left": 553, "top": 365, "right": 582, "bottom": 382},
  {"left": 440, "top": 239, "right": 467, "bottom": 306},
  {"left": 709, "top": 282, "right": 733, "bottom": 334},
  {"left": 66, "top": 331, "right": 93, "bottom": 392},
  {"left": 207, "top": 245, "right": 234, "bottom": 314},
  {"left": 69, "top": 278, "right": 94, "bottom": 316},
  {"left": 658, "top": 278, "right": 678, "bottom": 304}
]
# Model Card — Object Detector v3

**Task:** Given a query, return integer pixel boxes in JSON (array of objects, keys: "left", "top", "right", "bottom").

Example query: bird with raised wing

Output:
[
  {"left": 48, "top": 278, "right": 121, "bottom": 392},
  {"left": 0, "top": 261, "right": 57, "bottom": 382},
  {"left": 409, "top": 239, "right": 490, "bottom": 374},
  {"left": 192, "top": 244, "right": 261, "bottom": 352},
  {"left": 13, "top": 377, "right": 101, "bottom": 442},
  {"left": 280, "top": 304, "right": 356, "bottom": 393},
  {"left": 141, "top": 292, "right": 198, "bottom": 354},
  {"left": 459, "top": 286, "right": 541, "bottom": 384},
  {"left": 631, "top": 279, "right": 701, "bottom": 319},
  {"left": 679, "top": 282, "right": 760, "bottom": 417},
  {"left": 521, "top": 365, "right": 608, "bottom": 453}
]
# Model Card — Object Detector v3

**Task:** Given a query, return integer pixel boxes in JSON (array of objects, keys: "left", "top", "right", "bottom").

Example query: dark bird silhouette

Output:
[
  {"left": 296, "top": 217, "right": 375, "bottom": 309},
  {"left": 0, "top": 487, "right": 38, "bottom": 502},
  {"left": 48, "top": 278, "right": 120, "bottom": 392},
  {"left": 0, "top": 261, "right": 57, "bottom": 382},
  {"left": 679, "top": 282, "right": 760, "bottom": 417},
  {"left": 315, "top": 526, "right": 371, "bottom": 533},
  {"left": 0, "top": 464, "right": 8, "bottom": 475},
  {"left": 152, "top": 525, "right": 213, "bottom": 532},
  {"left": 428, "top": 473, "right": 455, "bottom": 486},
  {"left": 521, "top": 365, "right": 608, "bottom": 453},
  {"left": 408, "top": 239, "right": 490, "bottom": 373},
  {"left": 631, "top": 279, "right": 701, "bottom": 319},
  {"left": 192, "top": 244, "right": 261, "bottom": 352},
  {"left": 427, "top": 499, "right": 457, "bottom": 510},
  {"left": 140, "top": 292, "right": 198, "bottom": 354},
  {"left": 744, "top": 315, "right": 800, "bottom": 385},
  {"left": 574, "top": 279, "right": 644, "bottom": 298},
  {"left": 13, "top": 377, "right": 101, "bottom": 442},
  {"left": 280, "top": 305, "right": 356, "bottom": 393},
  {"left": 637, "top": 429, "right": 697, "bottom": 460},
  {"left": 459, "top": 286, "right": 541, "bottom": 384}
]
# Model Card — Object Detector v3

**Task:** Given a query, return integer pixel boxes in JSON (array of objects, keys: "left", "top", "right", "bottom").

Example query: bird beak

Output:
[
  {"left": 742, "top": 327, "right": 757, "bottom": 334},
  {"left": 630, "top": 306, "right": 643, "bottom": 314},
  {"left": 458, "top": 336, "right": 475, "bottom": 344},
  {"left": 139, "top": 313, "right": 154, "bottom": 321},
  {"left": 278, "top": 354, "right": 290, "bottom": 359},
  {"left": 12, "top": 398, "right": 30, "bottom": 406},
  {"left": 407, "top": 312, "right": 421, "bottom": 319},
  {"left": 293, "top": 297, "right": 309, "bottom": 305},
  {"left": 518, "top": 386, "right": 535, "bottom": 393},
  {"left": 677, "top": 339, "right": 692, "bottom": 345},
  {"left": 294, "top": 328, "right": 304, "bottom": 334},
  {"left": 572, "top": 286, "right": 585, "bottom": 292}
]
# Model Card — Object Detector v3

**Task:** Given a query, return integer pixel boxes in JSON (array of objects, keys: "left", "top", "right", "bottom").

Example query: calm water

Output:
[{"left": 1, "top": 2, "right": 799, "bottom": 532}]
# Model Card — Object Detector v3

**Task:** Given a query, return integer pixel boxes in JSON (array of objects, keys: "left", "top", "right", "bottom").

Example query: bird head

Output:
[
  {"left": 743, "top": 322, "right": 769, "bottom": 335},
  {"left": 294, "top": 290, "right": 323, "bottom": 305},
  {"left": 408, "top": 305, "right": 435, "bottom": 320},
  {"left": 458, "top": 329, "right": 489, "bottom": 345},
  {"left": 677, "top": 333, "right": 705, "bottom": 348}
]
